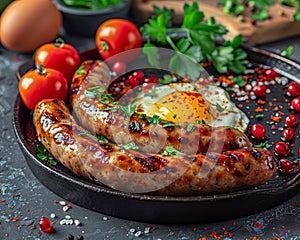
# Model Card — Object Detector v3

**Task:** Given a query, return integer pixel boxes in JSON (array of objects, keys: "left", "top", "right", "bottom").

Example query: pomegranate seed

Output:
[
  {"left": 144, "top": 76, "right": 158, "bottom": 83},
  {"left": 284, "top": 115, "right": 297, "bottom": 127},
  {"left": 282, "top": 127, "right": 295, "bottom": 140},
  {"left": 279, "top": 158, "right": 294, "bottom": 173},
  {"left": 38, "top": 217, "right": 53, "bottom": 233},
  {"left": 290, "top": 97, "right": 300, "bottom": 111},
  {"left": 253, "top": 85, "right": 267, "bottom": 97},
  {"left": 287, "top": 82, "right": 300, "bottom": 97},
  {"left": 251, "top": 124, "right": 266, "bottom": 139},
  {"left": 112, "top": 61, "right": 127, "bottom": 75},
  {"left": 274, "top": 141, "right": 290, "bottom": 156},
  {"left": 265, "top": 68, "right": 279, "bottom": 79}
]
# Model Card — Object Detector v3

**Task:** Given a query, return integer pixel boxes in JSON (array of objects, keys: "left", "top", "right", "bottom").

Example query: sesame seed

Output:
[
  {"left": 50, "top": 213, "right": 56, "bottom": 219},
  {"left": 60, "top": 219, "right": 67, "bottom": 225},
  {"left": 65, "top": 215, "right": 71, "bottom": 219},
  {"left": 102, "top": 216, "right": 108, "bottom": 221},
  {"left": 74, "top": 219, "right": 81, "bottom": 226},
  {"left": 134, "top": 231, "right": 143, "bottom": 237},
  {"left": 59, "top": 201, "right": 66, "bottom": 206}
]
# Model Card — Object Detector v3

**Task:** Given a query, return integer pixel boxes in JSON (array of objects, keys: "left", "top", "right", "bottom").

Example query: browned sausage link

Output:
[
  {"left": 33, "top": 99, "right": 276, "bottom": 195},
  {"left": 69, "top": 60, "right": 252, "bottom": 154}
]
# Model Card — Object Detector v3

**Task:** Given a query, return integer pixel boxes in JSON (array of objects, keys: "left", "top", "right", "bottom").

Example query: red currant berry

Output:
[
  {"left": 38, "top": 217, "right": 53, "bottom": 233},
  {"left": 284, "top": 115, "right": 297, "bottom": 127},
  {"left": 291, "top": 97, "right": 300, "bottom": 111},
  {"left": 282, "top": 127, "right": 295, "bottom": 140},
  {"left": 132, "top": 71, "right": 143, "bottom": 82},
  {"left": 253, "top": 85, "right": 267, "bottom": 97},
  {"left": 265, "top": 68, "right": 279, "bottom": 79},
  {"left": 279, "top": 158, "right": 294, "bottom": 173},
  {"left": 274, "top": 141, "right": 290, "bottom": 156},
  {"left": 287, "top": 82, "right": 300, "bottom": 97},
  {"left": 251, "top": 124, "right": 266, "bottom": 139},
  {"left": 112, "top": 61, "right": 126, "bottom": 75},
  {"left": 144, "top": 76, "right": 158, "bottom": 83},
  {"left": 127, "top": 75, "right": 139, "bottom": 87}
]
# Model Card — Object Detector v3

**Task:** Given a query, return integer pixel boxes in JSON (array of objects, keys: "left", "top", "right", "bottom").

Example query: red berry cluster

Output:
[{"left": 276, "top": 114, "right": 299, "bottom": 173}]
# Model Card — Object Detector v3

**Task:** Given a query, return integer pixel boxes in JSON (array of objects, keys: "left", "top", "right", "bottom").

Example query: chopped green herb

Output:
[
  {"left": 266, "top": 121, "right": 274, "bottom": 125},
  {"left": 134, "top": 120, "right": 141, "bottom": 131},
  {"left": 216, "top": 103, "right": 227, "bottom": 112},
  {"left": 36, "top": 145, "right": 57, "bottom": 166},
  {"left": 162, "top": 123, "right": 181, "bottom": 128},
  {"left": 148, "top": 115, "right": 161, "bottom": 124},
  {"left": 122, "top": 142, "right": 139, "bottom": 150},
  {"left": 254, "top": 141, "right": 271, "bottom": 148},
  {"left": 101, "top": 107, "right": 118, "bottom": 112},
  {"left": 256, "top": 114, "right": 265, "bottom": 118},
  {"left": 119, "top": 104, "right": 137, "bottom": 121},
  {"left": 84, "top": 86, "right": 105, "bottom": 99},
  {"left": 76, "top": 65, "right": 85, "bottom": 74},
  {"left": 187, "top": 123, "right": 195, "bottom": 132},
  {"left": 281, "top": 45, "right": 294, "bottom": 57},
  {"left": 162, "top": 146, "right": 184, "bottom": 156},
  {"left": 144, "top": 85, "right": 157, "bottom": 98}
]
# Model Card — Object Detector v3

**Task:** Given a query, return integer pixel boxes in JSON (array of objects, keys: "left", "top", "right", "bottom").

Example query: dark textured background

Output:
[{"left": 1, "top": 32, "right": 300, "bottom": 239}]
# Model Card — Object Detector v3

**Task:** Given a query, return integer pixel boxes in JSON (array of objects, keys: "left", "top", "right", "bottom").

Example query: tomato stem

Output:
[
  {"left": 54, "top": 37, "right": 65, "bottom": 48},
  {"left": 98, "top": 41, "right": 109, "bottom": 52},
  {"left": 36, "top": 64, "right": 48, "bottom": 77}
]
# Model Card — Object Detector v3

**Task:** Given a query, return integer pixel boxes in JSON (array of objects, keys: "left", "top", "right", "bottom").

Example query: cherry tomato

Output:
[
  {"left": 95, "top": 19, "right": 142, "bottom": 63},
  {"left": 251, "top": 124, "right": 266, "bottom": 139},
  {"left": 35, "top": 38, "right": 80, "bottom": 83},
  {"left": 19, "top": 66, "right": 68, "bottom": 110}
]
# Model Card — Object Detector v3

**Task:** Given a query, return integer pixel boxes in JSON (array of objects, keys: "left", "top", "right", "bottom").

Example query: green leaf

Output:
[
  {"left": 142, "top": 41, "right": 161, "bottom": 68},
  {"left": 158, "top": 75, "right": 173, "bottom": 85},
  {"left": 252, "top": 8, "right": 269, "bottom": 21},
  {"left": 169, "top": 53, "right": 204, "bottom": 79}
]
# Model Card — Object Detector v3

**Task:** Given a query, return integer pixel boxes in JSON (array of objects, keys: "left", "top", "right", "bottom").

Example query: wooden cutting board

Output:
[{"left": 131, "top": 0, "right": 300, "bottom": 44}]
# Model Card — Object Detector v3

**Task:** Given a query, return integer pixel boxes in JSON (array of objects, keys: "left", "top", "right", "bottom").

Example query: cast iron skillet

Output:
[{"left": 13, "top": 47, "right": 300, "bottom": 224}]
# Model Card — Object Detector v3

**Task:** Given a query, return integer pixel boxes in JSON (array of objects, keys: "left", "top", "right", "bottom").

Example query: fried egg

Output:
[{"left": 133, "top": 81, "right": 249, "bottom": 131}]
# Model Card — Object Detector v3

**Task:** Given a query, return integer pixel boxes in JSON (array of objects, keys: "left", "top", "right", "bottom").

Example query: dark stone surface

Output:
[{"left": 1, "top": 33, "right": 300, "bottom": 239}]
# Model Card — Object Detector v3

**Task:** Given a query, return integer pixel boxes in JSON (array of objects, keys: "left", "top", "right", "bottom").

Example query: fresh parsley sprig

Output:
[{"left": 140, "top": 1, "right": 248, "bottom": 77}]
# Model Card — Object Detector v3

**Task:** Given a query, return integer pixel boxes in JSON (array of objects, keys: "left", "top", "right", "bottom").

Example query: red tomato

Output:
[
  {"left": 19, "top": 66, "right": 68, "bottom": 110},
  {"left": 95, "top": 19, "right": 142, "bottom": 63},
  {"left": 35, "top": 38, "right": 80, "bottom": 83}
]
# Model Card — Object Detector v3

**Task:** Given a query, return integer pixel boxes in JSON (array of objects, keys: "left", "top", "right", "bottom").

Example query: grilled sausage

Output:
[
  {"left": 33, "top": 99, "right": 276, "bottom": 195},
  {"left": 69, "top": 60, "right": 251, "bottom": 155}
]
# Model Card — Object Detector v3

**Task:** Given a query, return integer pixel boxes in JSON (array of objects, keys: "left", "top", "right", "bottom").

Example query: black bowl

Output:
[
  {"left": 53, "top": 0, "right": 132, "bottom": 37},
  {"left": 13, "top": 47, "right": 300, "bottom": 224}
]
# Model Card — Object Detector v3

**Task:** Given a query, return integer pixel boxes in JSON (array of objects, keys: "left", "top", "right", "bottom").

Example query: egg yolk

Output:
[{"left": 154, "top": 91, "right": 211, "bottom": 123}]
